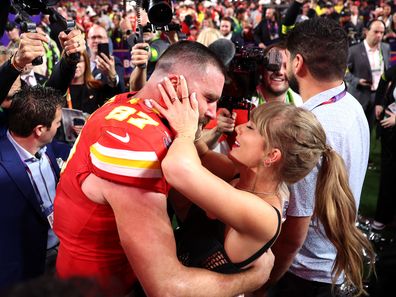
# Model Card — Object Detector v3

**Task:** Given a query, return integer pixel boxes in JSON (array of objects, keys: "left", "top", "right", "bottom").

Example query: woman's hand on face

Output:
[{"left": 150, "top": 75, "right": 199, "bottom": 139}]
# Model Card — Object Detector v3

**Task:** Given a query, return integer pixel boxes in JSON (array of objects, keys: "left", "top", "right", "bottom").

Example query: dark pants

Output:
[
  {"left": 375, "top": 126, "right": 396, "bottom": 224},
  {"left": 365, "top": 92, "right": 376, "bottom": 133},
  {"left": 356, "top": 90, "right": 376, "bottom": 133},
  {"left": 272, "top": 272, "right": 344, "bottom": 297},
  {"left": 45, "top": 245, "right": 58, "bottom": 276}
]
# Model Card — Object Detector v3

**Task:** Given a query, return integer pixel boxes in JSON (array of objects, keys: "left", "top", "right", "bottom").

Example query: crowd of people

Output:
[{"left": 1, "top": 0, "right": 396, "bottom": 296}]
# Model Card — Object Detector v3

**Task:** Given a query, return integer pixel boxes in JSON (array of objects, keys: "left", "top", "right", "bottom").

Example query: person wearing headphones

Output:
[{"left": 219, "top": 17, "right": 245, "bottom": 47}]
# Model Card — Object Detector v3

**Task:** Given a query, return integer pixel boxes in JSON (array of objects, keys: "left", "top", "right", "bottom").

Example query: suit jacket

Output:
[
  {"left": 0, "top": 60, "right": 20, "bottom": 105},
  {"left": 0, "top": 56, "right": 77, "bottom": 105},
  {"left": 345, "top": 41, "right": 390, "bottom": 108},
  {"left": 0, "top": 135, "right": 67, "bottom": 289},
  {"left": 20, "top": 72, "right": 48, "bottom": 88},
  {"left": 92, "top": 55, "right": 125, "bottom": 93}
]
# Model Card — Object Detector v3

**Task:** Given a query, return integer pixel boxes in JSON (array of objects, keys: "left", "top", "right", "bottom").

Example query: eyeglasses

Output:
[{"left": 88, "top": 35, "right": 107, "bottom": 41}]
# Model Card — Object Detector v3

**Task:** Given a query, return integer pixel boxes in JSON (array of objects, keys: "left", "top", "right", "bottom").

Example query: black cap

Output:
[
  {"left": 5, "top": 21, "right": 17, "bottom": 31},
  {"left": 341, "top": 9, "right": 351, "bottom": 17}
]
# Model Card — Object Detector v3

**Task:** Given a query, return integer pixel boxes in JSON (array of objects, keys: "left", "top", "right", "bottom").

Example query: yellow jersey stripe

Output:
[
  {"left": 92, "top": 142, "right": 159, "bottom": 161},
  {"left": 91, "top": 154, "right": 163, "bottom": 178},
  {"left": 90, "top": 145, "right": 161, "bottom": 169}
]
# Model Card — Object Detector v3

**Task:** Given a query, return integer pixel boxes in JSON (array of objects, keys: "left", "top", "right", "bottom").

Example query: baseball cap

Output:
[{"left": 5, "top": 21, "right": 17, "bottom": 32}]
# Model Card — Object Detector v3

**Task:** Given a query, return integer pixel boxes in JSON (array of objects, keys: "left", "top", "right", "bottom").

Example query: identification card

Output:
[{"left": 43, "top": 204, "right": 54, "bottom": 229}]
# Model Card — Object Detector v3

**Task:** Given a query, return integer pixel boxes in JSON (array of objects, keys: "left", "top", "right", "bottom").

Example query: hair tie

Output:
[{"left": 324, "top": 145, "right": 333, "bottom": 153}]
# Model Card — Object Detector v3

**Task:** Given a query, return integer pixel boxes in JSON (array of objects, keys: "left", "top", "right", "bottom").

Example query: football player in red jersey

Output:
[{"left": 53, "top": 41, "right": 274, "bottom": 297}]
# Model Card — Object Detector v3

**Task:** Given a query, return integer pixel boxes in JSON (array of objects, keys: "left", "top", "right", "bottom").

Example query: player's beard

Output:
[{"left": 199, "top": 116, "right": 211, "bottom": 127}]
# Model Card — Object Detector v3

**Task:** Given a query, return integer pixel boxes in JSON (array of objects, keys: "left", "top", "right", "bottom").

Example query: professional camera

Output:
[
  {"left": 4, "top": 0, "right": 79, "bottom": 65},
  {"left": 10, "top": 0, "right": 60, "bottom": 15},
  {"left": 219, "top": 46, "right": 282, "bottom": 112},
  {"left": 127, "top": 0, "right": 180, "bottom": 50},
  {"left": 126, "top": 22, "right": 181, "bottom": 50},
  {"left": 134, "top": 0, "right": 174, "bottom": 28}
]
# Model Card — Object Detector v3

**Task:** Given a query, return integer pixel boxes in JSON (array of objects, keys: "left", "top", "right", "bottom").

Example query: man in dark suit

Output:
[
  {"left": 19, "top": 64, "right": 48, "bottom": 87},
  {"left": 87, "top": 24, "right": 125, "bottom": 93},
  {"left": 0, "top": 86, "right": 69, "bottom": 290},
  {"left": 345, "top": 19, "right": 390, "bottom": 131}
]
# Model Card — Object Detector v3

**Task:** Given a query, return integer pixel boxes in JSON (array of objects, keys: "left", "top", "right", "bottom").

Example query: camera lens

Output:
[{"left": 147, "top": 0, "right": 173, "bottom": 27}]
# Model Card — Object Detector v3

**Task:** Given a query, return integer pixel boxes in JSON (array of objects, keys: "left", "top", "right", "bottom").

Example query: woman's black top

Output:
[{"left": 175, "top": 204, "right": 281, "bottom": 274}]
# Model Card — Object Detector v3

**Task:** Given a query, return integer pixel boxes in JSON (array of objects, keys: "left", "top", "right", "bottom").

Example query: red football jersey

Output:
[{"left": 54, "top": 93, "right": 174, "bottom": 295}]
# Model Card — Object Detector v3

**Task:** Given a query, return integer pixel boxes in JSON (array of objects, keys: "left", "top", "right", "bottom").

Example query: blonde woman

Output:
[
  {"left": 196, "top": 27, "right": 222, "bottom": 47},
  {"left": 152, "top": 78, "right": 375, "bottom": 296}
]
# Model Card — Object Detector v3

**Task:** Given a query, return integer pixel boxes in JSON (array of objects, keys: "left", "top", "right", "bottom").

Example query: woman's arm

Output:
[
  {"left": 194, "top": 137, "right": 238, "bottom": 182},
  {"left": 162, "top": 136, "right": 278, "bottom": 240},
  {"left": 152, "top": 77, "right": 278, "bottom": 241}
]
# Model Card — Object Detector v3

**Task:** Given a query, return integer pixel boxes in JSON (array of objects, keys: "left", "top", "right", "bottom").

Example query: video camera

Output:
[
  {"left": 7, "top": 0, "right": 79, "bottom": 65},
  {"left": 219, "top": 46, "right": 283, "bottom": 112}
]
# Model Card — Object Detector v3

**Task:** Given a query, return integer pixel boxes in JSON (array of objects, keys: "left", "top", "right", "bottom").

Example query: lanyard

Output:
[
  {"left": 66, "top": 88, "right": 73, "bottom": 109},
  {"left": 23, "top": 153, "right": 56, "bottom": 207},
  {"left": 316, "top": 88, "right": 347, "bottom": 108}
]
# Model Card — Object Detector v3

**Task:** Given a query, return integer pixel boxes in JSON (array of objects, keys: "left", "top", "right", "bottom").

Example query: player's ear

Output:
[{"left": 168, "top": 74, "right": 179, "bottom": 88}]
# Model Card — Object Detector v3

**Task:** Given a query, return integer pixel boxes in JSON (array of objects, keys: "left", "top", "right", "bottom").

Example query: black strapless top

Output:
[{"left": 175, "top": 204, "right": 281, "bottom": 273}]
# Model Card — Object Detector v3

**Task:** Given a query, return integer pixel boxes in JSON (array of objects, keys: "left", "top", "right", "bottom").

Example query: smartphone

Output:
[
  {"left": 97, "top": 43, "right": 110, "bottom": 58},
  {"left": 73, "top": 118, "right": 85, "bottom": 126}
]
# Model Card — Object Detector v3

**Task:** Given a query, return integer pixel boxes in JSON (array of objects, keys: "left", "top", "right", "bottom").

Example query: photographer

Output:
[
  {"left": 202, "top": 42, "right": 301, "bottom": 153},
  {"left": 0, "top": 29, "right": 85, "bottom": 106},
  {"left": 128, "top": 29, "right": 173, "bottom": 92},
  {"left": 4, "top": 21, "right": 20, "bottom": 50},
  {"left": 87, "top": 24, "right": 125, "bottom": 93},
  {"left": 128, "top": 8, "right": 179, "bottom": 92}
]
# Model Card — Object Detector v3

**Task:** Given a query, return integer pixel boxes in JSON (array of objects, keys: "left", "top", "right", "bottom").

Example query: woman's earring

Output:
[{"left": 264, "top": 159, "right": 272, "bottom": 167}]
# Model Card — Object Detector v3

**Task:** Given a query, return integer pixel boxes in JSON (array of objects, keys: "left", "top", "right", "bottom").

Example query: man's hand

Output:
[
  {"left": 13, "top": 32, "right": 48, "bottom": 70},
  {"left": 71, "top": 125, "right": 84, "bottom": 137},
  {"left": 131, "top": 43, "right": 151, "bottom": 68},
  {"left": 245, "top": 249, "right": 275, "bottom": 292},
  {"left": 201, "top": 108, "right": 237, "bottom": 150},
  {"left": 358, "top": 78, "right": 372, "bottom": 87},
  {"left": 165, "top": 30, "right": 179, "bottom": 44},
  {"left": 216, "top": 108, "right": 237, "bottom": 135},
  {"left": 59, "top": 29, "right": 86, "bottom": 56},
  {"left": 97, "top": 53, "right": 117, "bottom": 81},
  {"left": 375, "top": 105, "right": 384, "bottom": 120},
  {"left": 380, "top": 110, "right": 396, "bottom": 128}
]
